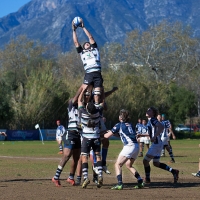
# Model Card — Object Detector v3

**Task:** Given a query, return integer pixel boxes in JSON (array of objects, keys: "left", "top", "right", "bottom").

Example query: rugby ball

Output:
[{"left": 73, "top": 16, "right": 82, "bottom": 27}]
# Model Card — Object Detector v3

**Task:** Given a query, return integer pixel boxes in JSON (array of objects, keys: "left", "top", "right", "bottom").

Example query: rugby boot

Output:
[
  {"left": 66, "top": 178, "right": 75, "bottom": 186},
  {"left": 111, "top": 184, "right": 123, "bottom": 190},
  {"left": 102, "top": 166, "right": 111, "bottom": 174},
  {"left": 52, "top": 177, "right": 61, "bottom": 187},
  {"left": 97, "top": 176, "right": 103, "bottom": 188},
  {"left": 173, "top": 169, "right": 179, "bottom": 183},
  {"left": 82, "top": 178, "right": 90, "bottom": 189},
  {"left": 170, "top": 158, "right": 175, "bottom": 163},
  {"left": 192, "top": 172, "right": 200, "bottom": 178}
]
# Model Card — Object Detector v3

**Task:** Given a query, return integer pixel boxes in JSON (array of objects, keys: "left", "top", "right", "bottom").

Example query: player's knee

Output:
[
  {"left": 93, "top": 88, "right": 101, "bottom": 96},
  {"left": 62, "top": 155, "right": 71, "bottom": 162},
  {"left": 153, "top": 162, "right": 160, "bottom": 167}
]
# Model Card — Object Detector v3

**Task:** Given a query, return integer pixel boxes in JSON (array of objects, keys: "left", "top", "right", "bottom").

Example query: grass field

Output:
[{"left": 0, "top": 139, "right": 200, "bottom": 199}]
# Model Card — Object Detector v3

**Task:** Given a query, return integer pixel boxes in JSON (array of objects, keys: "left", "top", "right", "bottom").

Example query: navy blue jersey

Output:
[
  {"left": 161, "top": 120, "right": 171, "bottom": 137},
  {"left": 141, "top": 124, "right": 148, "bottom": 134},
  {"left": 135, "top": 123, "right": 142, "bottom": 133},
  {"left": 111, "top": 122, "right": 137, "bottom": 145},
  {"left": 147, "top": 117, "right": 162, "bottom": 144}
]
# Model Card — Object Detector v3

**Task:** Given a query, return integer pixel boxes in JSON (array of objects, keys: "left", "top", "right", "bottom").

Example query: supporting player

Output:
[
  {"left": 78, "top": 85, "right": 104, "bottom": 189},
  {"left": 55, "top": 120, "right": 66, "bottom": 154},
  {"left": 141, "top": 107, "right": 179, "bottom": 184},
  {"left": 104, "top": 109, "right": 144, "bottom": 190},
  {"left": 52, "top": 98, "right": 82, "bottom": 187},
  {"left": 93, "top": 87, "right": 118, "bottom": 176}
]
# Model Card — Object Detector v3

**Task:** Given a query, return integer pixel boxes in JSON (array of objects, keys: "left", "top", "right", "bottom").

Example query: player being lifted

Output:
[{"left": 72, "top": 17, "right": 103, "bottom": 107}]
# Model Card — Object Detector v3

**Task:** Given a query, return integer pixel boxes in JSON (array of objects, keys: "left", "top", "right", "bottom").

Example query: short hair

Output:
[
  {"left": 86, "top": 102, "right": 96, "bottom": 114},
  {"left": 83, "top": 42, "right": 90, "bottom": 50},
  {"left": 149, "top": 107, "right": 159, "bottom": 117},
  {"left": 119, "top": 109, "right": 130, "bottom": 122}
]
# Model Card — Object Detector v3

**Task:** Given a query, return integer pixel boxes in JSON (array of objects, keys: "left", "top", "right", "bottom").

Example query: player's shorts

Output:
[
  {"left": 140, "top": 136, "right": 150, "bottom": 144},
  {"left": 161, "top": 136, "right": 169, "bottom": 146},
  {"left": 64, "top": 138, "right": 81, "bottom": 150},
  {"left": 146, "top": 142, "right": 163, "bottom": 162},
  {"left": 81, "top": 137, "right": 101, "bottom": 155},
  {"left": 56, "top": 135, "right": 62, "bottom": 141},
  {"left": 119, "top": 143, "right": 139, "bottom": 159},
  {"left": 83, "top": 72, "right": 103, "bottom": 88}
]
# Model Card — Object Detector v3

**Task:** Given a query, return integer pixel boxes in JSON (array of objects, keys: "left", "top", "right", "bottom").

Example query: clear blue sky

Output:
[{"left": 0, "top": 0, "right": 31, "bottom": 18}]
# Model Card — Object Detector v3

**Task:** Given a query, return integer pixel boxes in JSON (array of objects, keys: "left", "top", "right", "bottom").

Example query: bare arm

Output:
[
  {"left": 105, "top": 87, "right": 118, "bottom": 98},
  {"left": 104, "top": 130, "right": 114, "bottom": 138},
  {"left": 168, "top": 126, "right": 176, "bottom": 139},
  {"left": 82, "top": 26, "right": 95, "bottom": 44},
  {"left": 72, "top": 21, "right": 80, "bottom": 47},
  {"left": 78, "top": 85, "right": 88, "bottom": 107}
]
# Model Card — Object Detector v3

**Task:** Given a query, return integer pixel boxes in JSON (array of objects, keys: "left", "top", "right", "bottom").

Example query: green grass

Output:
[{"left": 0, "top": 139, "right": 199, "bottom": 180}]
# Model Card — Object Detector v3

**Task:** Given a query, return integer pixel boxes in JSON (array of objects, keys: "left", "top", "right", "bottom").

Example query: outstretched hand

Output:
[
  {"left": 80, "top": 18, "right": 84, "bottom": 28},
  {"left": 72, "top": 21, "right": 77, "bottom": 31},
  {"left": 112, "top": 87, "right": 118, "bottom": 92}
]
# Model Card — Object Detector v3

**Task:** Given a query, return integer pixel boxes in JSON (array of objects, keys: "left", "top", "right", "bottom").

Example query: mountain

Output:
[{"left": 0, "top": 0, "right": 200, "bottom": 52}]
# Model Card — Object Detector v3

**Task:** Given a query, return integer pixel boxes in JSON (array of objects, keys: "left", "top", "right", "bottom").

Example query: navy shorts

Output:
[
  {"left": 64, "top": 138, "right": 81, "bottom": 150},
  {"left": 83, "top": 72, "right": 103, "bottom": 88}
]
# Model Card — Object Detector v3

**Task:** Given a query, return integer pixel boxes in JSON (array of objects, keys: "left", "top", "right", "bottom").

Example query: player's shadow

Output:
[{"left": 125, "top": 181, "right": 200, "bottom": 189}]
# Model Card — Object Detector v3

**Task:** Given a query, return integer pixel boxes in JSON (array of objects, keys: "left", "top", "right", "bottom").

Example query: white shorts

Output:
[
  {"left": 119, "top": 143, "right": 139, "bottom": 159},
  {"left": 100, "top": 117, "right": 107, "bottom": 132},
  {"left": 56, "top": 135, "right": 62, "bottom": 141},
  {"left": 140, "top": 136, "right": 150, "bottom": 144},
  {"left": 146, "top": 142, "right": 163, "bottom": 158}
]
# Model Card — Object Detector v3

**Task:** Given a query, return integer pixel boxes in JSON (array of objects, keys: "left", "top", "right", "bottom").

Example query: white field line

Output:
[{"left": 0, "top": 155, "right": 116, "bottom": 162}]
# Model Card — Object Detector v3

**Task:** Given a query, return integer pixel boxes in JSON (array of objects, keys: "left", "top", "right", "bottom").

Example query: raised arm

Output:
[
  {"left": 80, "top": 19, "right": 95, "bottom": 45},
  {"left": 78, "top": 85, "right": 88, "bottom": 108},
  {"left": 72, "top": 22, "right": 80, "bottom": 47}
]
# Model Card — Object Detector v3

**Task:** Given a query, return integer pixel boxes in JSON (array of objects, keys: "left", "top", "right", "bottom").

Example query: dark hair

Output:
[
  {"left": 149, "top": 107, "right": 159, "bottom": 117},
  {"left": 119, "top": 109, "right": 130, "bottom": 122},
  {"left": 86, "top": 102, "right": 96, "bottom": 114},
  {"left": 83, "top": 42, "right": 90, "bottom": 50}
]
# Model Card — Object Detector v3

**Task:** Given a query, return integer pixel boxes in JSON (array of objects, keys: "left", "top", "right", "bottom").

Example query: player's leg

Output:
[
  {"left": 143, "top": 143, "right": 161, "bottom": 183},
  {"left": 124, "top": 144, "right": 144, "bottom": 188},
  {"left": 66, "top": 138, "right": 81, "bottom": 185},
  {"left": 93, "top": 138, "right": 103, "bottom": 188},
  {"left": 52, "top": 144, "right": 72, "bottom": 186},
  {"left": 81, "top": 137, "right": 91, "bottom": 188},
  {"left": 165, "top": 145, "right": 175, "bottom": 163},
  {"left": 56, "top": 137, "right": 63, "bottom": 154},
  {"left": 76, "top": 155, "right": 82, "bottom": 185},
  {"left": 89, "top": 149, "right": 98, "bottom": 184},
  {"left": 192, "top": 158, "right": 200, "bottom": 177},
  {"left": 111, "top": 154, "right": 127, "bottom": 190},
  {"left": 93, "top": 72, "right": 103, "bottom": 106},
  {"left": 152, "top": 143, "right": 179, "bottom": 183},
  {"left": 153, "top": 160, "right": 179, "bottom": 183},
  {"left": 101, "top": 137, "right": 111, "bottom": 174},
  {"left": 138, "top": 138, "right": 144, "bottom": 157}
]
